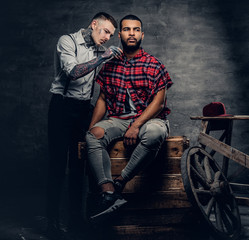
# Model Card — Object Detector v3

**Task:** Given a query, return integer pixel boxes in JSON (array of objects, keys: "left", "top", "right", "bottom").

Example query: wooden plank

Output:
[
  {"left": 191, "top": 115, "right": 249, "bottom": 120},
  {"left": 87, "top": 191, "right": 191, "bottom": 210},
  {"left": 123, "top": 191, "right": 191, "bottom": 209},
  {"left": 121, "top": 174, "right": 184, "bottom": 193},
  {"left": 159, "top": 137, "right": 189, "bottom": 158},
  {"left": 198, "top": 132, "right": 249, "bottom": 168},
  {"left": 230, "top": 182, "right": 249, "bottom": 193},
  {"left": 158, "top": 136, "right": 189, "bottom": 158},
  {"left": 153, "top": 157, "right": 181, "bottom": 174},
  {"left": 108, "top": 136, "right": 189, "bottom": 158},
  {"left": 108, "top": 221, "right": 205, "bottom": 240},
  {"left": 110, "top": 208, "right": 195, "bottom": 226},
  {"left": 111, "top": 157, "right": 181, "bottom": 175},
  {"left": 78, "top": 141, "right": 86, "bottom": 160},
  {"left": 201, "top": 120, "right": 209, "bottom": 133},
  {"left": 111, "top": 158, "right": 129, "bottom": 175},
  {"left": 78, "top": 136, "right": 189, "bottom": 160},
  {"left": 108, "top": 141, "right": 134, "bottom": 158},
  {"left": 236, "top": 197, "right": 249, "bottom": 206},
  {"left": 111, "top": 225, "right": 192, "bottom": 239}
]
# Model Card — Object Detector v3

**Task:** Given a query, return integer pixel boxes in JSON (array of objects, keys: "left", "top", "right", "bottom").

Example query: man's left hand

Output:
[{"left": 123, "top": 125, "right": 139, "bottom": 146}]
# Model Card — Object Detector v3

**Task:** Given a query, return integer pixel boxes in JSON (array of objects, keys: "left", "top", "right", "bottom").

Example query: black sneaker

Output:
[
  {"left": 90, "top": 192, "right": 127, "bottom": 221},
  {"left": 113, "top": 179, "right": 126, "bottom": 193}
]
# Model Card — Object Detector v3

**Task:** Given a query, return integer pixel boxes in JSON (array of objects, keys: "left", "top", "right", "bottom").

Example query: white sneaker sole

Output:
[{"left": 90, "top": 198, "right": 127, "bottom": 220}]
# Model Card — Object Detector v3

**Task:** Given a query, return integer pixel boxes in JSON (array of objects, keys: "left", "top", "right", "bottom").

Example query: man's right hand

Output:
[
  {"left": 123, "top": 125, "right": 139, "bottom": 146},
  {"left": 101, "top": 46, "right": 123, "bottom": 60}
]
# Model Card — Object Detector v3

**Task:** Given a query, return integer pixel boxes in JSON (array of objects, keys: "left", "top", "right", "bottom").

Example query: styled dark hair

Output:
[
  {"left": 119, "top": 14, "right": 143, "bottom": 30},
  {"left": 91, "top": 12, "right": 118, "bottom": 28}
]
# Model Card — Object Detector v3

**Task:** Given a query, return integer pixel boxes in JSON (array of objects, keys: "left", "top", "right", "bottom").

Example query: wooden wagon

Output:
[{"left": 181, "top": 115, "right": 249, "bottom": 240}]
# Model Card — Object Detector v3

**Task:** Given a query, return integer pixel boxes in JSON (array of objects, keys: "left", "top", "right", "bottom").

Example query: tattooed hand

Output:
[
  {"left": 70, "top": 47, "right": 122, "bottom": 80},
  {"left": 101, "top": 46, "right": 123, "bottom": 60}
]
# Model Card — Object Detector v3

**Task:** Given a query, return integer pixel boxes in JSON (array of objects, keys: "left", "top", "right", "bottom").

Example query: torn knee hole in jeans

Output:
[
  {"left": 99, "top": 127, "right": 123, "bottom": 147},
  {"left": 89, "top": 127, "right": 105, "bottom": 139}
]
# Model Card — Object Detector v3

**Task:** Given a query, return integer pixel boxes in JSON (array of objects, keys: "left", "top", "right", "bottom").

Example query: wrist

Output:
[
  {"left": 101, "top": 48, "right": 112, "bottom": 60},
  {"left": 99, "top": 55, "right": 107, "bottom": 62},
  {"left": 131, "top": 122, "right": 140, "bottom": 129}
]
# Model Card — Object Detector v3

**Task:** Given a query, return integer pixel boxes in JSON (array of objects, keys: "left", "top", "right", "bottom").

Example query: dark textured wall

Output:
[{"left": 1, "top": 0, "right": 249, "bottom": 191}]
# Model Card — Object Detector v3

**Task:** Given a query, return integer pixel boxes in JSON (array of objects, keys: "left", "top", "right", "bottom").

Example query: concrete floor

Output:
[{"left": 0, "top": 188, "right": 248, "bottom": 240}]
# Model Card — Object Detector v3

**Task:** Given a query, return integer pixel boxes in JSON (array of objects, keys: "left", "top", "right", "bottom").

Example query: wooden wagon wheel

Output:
[{"left": 181, "top": 146, "right": 241, "bottom": 240}]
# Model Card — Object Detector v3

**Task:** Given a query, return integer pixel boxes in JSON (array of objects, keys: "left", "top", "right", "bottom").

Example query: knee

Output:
[
  {"left": 89, "top": 127, "right": 105, "bottom": 139},
  {"left": 85, "top": 127, "right": 104, "bottom": 146},
  {"left": 141, "top": 123, "right": 166, "bottom": 147}
]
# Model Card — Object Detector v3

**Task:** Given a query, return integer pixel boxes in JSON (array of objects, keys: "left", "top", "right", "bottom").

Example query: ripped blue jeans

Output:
[{"left": 85, "top": 117, "right": 169, "bottom": 186}]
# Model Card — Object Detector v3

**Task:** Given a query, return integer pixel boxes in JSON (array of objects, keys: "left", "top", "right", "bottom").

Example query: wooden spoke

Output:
[
  {"left": 215, "top": 201, "right": 224, "bottom": 232},
  {"left": 214, "top": 171, "right": 221, "bottom": 182},
  {"left": 194, "top": 154, "right": 206, "bottom": 178},
  {"left": 206, "top": 197, "right": 215, "bottom": 218},
  {"left": 222, "top": 202, "right": 239, "bottom": 226},
  {"left": 204, "top": 156, "right": 212, "bottom": 183},
  {"left": 195, "top": 189, "right": 212, "bottom": 195},
  {"left": 220, "top": 205, "right": 234, "bottom": 234},
  {"left": 190, "top": 165, "right": 210, "bottom": 189}
]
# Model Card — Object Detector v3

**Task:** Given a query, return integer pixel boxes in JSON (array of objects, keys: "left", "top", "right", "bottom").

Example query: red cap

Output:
[{"left": 203, "top": 102, "right": 232, "bottom": 117}]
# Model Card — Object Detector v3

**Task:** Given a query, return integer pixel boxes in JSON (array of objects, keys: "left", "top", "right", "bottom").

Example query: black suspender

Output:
[
  {"left": 63, "top": 34, "right": 99, "bottom": 98},
  {"left": 63, "top": 34, "right": 76, "bottom": 96},
  {"left": 90, "top": 50, "right": 98, "bottom": 98}
]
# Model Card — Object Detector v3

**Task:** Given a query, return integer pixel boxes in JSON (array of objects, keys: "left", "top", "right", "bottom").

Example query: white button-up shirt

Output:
[{"left": 50, "top": 29, "right": 105, "bottom": 100}]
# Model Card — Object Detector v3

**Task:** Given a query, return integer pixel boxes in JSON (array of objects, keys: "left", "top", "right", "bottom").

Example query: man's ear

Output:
[
  {"left": 141, "top": 32, "right": 144, "bottom": 41},
  {"left": 118, "top": 32, "right": 121, "bottom": 39},
  {"left": 91, "top": 20, "right": 98, "bottom": 30}
]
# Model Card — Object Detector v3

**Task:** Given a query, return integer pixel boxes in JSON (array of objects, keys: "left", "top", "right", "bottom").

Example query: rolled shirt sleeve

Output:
[
  {"left": 150, "top": 62, "right": 173, "bottom": 98},
  {"left": 57, "top": 35, "right": 78, "bottom": 75}
]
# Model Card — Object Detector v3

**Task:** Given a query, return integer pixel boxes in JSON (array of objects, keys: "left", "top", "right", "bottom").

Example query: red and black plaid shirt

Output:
[{"left": 96, "top": 48, "right": 173, "bottom": 120}]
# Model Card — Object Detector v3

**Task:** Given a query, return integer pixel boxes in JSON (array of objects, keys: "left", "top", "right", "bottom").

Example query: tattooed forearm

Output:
[
  {"left": 69, "top": 56, "right": 103, "bottom": 80},
  {"left": 69, "top": 46, "right": 122, "bottom": 80}
]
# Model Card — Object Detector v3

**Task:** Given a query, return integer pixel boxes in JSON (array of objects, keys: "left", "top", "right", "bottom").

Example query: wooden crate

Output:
[
  {"left": 108, "top": 136, "right": 189, "bottom": 159},
  {"left": 78, "top": 136, "right": 197, "bottom": 240}
]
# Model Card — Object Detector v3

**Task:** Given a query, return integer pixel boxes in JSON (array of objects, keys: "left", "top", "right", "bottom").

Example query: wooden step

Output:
[
  {"left": 87, "top": 190, "right": 191, "bottom": 212},
  {"left": 109, "top": 208, "right": 195, "bottom": 226},
  {"left": 78, "top": 136, "right": 190, "bottom": 160},
  {"left": 108, "top": 136, "right": 189, "bottom": 159},
  {"left": 122, "top": 174, "right": 184, "bottom": 193},
  {"left": 111, "top": 225, "right": 191, "bottom": 240},
  {"left": 110, "top": 225, "right": 201, "bottom": 240},
  {"left": 123, "top": 191, "right": 191, "bottom": 210},
  {"left": 111, "top": 157, "right": 181, "bottom": 175},
  {"left": 98, "top": 217, "right": 205, "bottom": 240}
]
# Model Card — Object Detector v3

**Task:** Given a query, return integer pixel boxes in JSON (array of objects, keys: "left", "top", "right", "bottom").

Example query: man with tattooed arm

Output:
[{"left": 46, "top": 12, "right": 122, "bottom": 239}]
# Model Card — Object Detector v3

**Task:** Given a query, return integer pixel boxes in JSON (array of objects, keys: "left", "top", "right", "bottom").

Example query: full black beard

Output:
[{"left": 121, "top": 38, "right": 142, "bottom": 53}]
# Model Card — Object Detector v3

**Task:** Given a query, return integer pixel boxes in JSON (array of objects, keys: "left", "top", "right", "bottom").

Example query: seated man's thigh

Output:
[
  {"left": 91, "top": 118, "right": 130, "bottom": 146},
  {"left": 139, "top": 119, "right": 169, "bottom": 146}
]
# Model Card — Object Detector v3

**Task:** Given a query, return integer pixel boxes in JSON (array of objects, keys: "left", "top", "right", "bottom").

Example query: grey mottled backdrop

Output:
[{"left": 1, "top": 0, "right": 249, "bottom": 193}]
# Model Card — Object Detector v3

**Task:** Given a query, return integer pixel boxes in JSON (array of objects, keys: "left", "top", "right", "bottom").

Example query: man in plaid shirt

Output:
[{"left": 86, "top": 14, "right": 173, "bottom": 220}]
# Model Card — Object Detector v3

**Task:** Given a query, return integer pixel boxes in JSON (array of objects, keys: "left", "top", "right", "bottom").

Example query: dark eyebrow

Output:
[
  {"left": 122, "top": 27, "right": 141, "bottom": 31},
  {"left": 104, "top": 28, "right": 110, "bottom": 33},
  {"left": 104, "top": 28, "right": 114, "bottom": 37}
]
